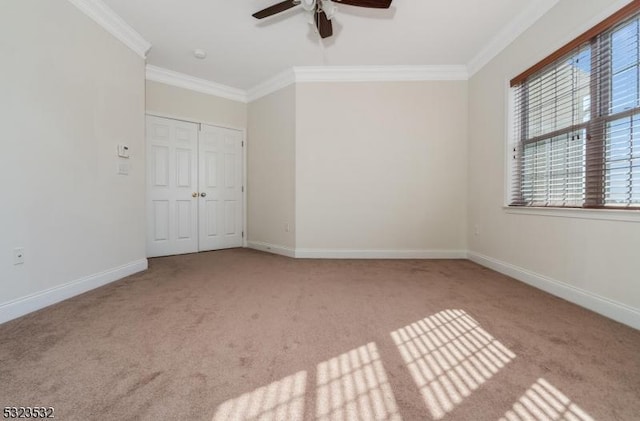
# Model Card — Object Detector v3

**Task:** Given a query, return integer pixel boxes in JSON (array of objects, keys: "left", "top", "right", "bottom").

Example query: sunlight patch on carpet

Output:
[
  {"left": 500, "top": 378, "right": 594, "bottom": 421},
  {"left": 391, "top": 309, "right": 516, "bottom": 420},
  {"left": 316, "top": 342, "right": 402, "bottom": 421},
  {"left": 212, "top": 371, "right": 306, "bottom": 421}
]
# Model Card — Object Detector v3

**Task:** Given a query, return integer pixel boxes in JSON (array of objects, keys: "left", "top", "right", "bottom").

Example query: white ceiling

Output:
[{"left": 102, "top": 0, "right": 548, "bottom": 90}]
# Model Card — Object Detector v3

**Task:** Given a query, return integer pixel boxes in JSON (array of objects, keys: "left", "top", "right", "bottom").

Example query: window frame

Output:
[
  {"left": 507, "top": 1, "right": 640, "bottom": 212},
  {"left": 505, "top": 84, "right": 640, "bottom": 222}
]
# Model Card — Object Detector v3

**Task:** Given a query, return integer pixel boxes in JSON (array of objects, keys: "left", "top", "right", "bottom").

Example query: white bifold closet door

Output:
[
  {"left": 146, "top": 115, "right": 243, "bottom": 258},
  {"left": 198, "top": 123, "right": 243, "bottom": 251}
]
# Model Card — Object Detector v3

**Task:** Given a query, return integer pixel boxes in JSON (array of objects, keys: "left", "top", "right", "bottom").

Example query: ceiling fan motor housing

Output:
[
  {"left": 300, "top": 0, "right": 316, "bottom": 12},
  {"left": 321, "top": 1, "right": 337, "bottom": 19}
]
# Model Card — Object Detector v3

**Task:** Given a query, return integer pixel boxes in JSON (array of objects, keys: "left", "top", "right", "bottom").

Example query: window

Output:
[{"left": 510, "top": 2, "right": 640, "bottom": 209}]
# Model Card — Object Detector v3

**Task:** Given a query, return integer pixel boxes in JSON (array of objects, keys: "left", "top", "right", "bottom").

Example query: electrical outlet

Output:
[
  {"left": 13, "top": 247, "right": 24, "bottom": 265},
  {"left": 117, "top": 161, "right": 129, "bottom": 175}
]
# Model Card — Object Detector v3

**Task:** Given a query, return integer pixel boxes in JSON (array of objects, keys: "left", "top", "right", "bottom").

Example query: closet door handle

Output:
[
  {"left": 200, "top": 192, "right": 207, "bottom": 197},
  {"left": 192, "top": 192, "right": 198, "bottom": 198}
]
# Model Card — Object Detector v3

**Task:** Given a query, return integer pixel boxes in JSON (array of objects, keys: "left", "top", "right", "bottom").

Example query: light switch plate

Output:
[{"left": 117, "top": 144, "right": 130, "bottom": 158}]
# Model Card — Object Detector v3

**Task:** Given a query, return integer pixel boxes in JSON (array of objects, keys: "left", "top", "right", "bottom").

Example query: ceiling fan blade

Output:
[
  {"left": 252, "top": 0, "right": 299, "bottom": 19},
  {"left": 315, "top": 8, "right": 333, "bottom": 38},
  {"left": 334, "top": 0, "right": 392, "bottom": 9}
]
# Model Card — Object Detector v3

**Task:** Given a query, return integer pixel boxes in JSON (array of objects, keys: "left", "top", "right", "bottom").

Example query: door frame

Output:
[{"left": 145, "top": 112, "right": 248, "bottom": 250}]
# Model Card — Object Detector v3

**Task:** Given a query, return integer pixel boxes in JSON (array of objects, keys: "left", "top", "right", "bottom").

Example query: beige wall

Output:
[
  {"left": 468, "top": 0, "right": 640, "bottom": 313},
  {"left": 295, "top": 82, "right": 468, "bottom": 252},
  {"left": 146, "top": 80, "right": 247, "bottom": 129},
  {"left": 247, "top": 85, "right": 296, "bottom": 249},
  {"left": 0, "top": 1, "right": 146, "bottom": 314}
]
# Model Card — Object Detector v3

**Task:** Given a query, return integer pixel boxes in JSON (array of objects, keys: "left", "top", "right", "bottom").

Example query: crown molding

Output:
[
  {"left": 245, "top": 65, "right": 468, "bottom": 102},
  {"left": 524, "top": 0, "right": 634, "bottom": 65},
  {"left": 146, "top": 65, "right": 248, "bottom": 103},
  {"left": 67, "top": 0, "right": 151, "bottom": 58},
  {"left": 246, "top": 68, "right": 296, "bottom": 102},
  {"left": 581, "top": 0, "right": 636, "bottom": 28},
  {"left": 293, "top": 65, "right": 469, "bottom": 82},
  {"left": 147, "top": 65, "right": 471, "bottom": 103},
  {"left": 467, "top": 0, "right": 559, "bottom": 77}
]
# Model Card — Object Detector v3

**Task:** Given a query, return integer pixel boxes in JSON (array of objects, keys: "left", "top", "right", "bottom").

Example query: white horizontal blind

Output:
[
  {"left": 510, "top": 9, "right": 640, "bottom": 209},
  {"left": 605, "top": 18, "right": 640, "bottom": 205},
  {"left": 512, "top": 46, "right": 590, "bottom": 207}
]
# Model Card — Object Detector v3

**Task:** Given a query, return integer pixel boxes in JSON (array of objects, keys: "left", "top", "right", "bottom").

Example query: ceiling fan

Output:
[{"left": 252, "top": 0, "right": 392, "bottom": 39}]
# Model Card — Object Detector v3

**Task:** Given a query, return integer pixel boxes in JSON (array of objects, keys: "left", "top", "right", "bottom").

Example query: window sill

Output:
[{"left": 503, "top": 206, "right": 640, "bottom": 223}]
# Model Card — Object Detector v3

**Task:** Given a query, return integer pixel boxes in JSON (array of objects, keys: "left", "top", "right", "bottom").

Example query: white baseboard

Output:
[
  {"left": 247, "top": 242, "right": 467, "bottom": 260},
  {"left": 468, "top": 252, "right": 640, "bottom": 330},
  {"left": 0, "top": 259, "right": 148, "bottom": 325},
  {"left": 247, "top": 241, "right": 296, "bottom": 258},
  {"left": 294, "top": 249, "right": 468, "bottom": 259}
]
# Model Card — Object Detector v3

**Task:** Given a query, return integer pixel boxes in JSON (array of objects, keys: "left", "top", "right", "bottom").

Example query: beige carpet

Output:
[{"left": 0, "top": 249, "right": 638, "bottom": 420}]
